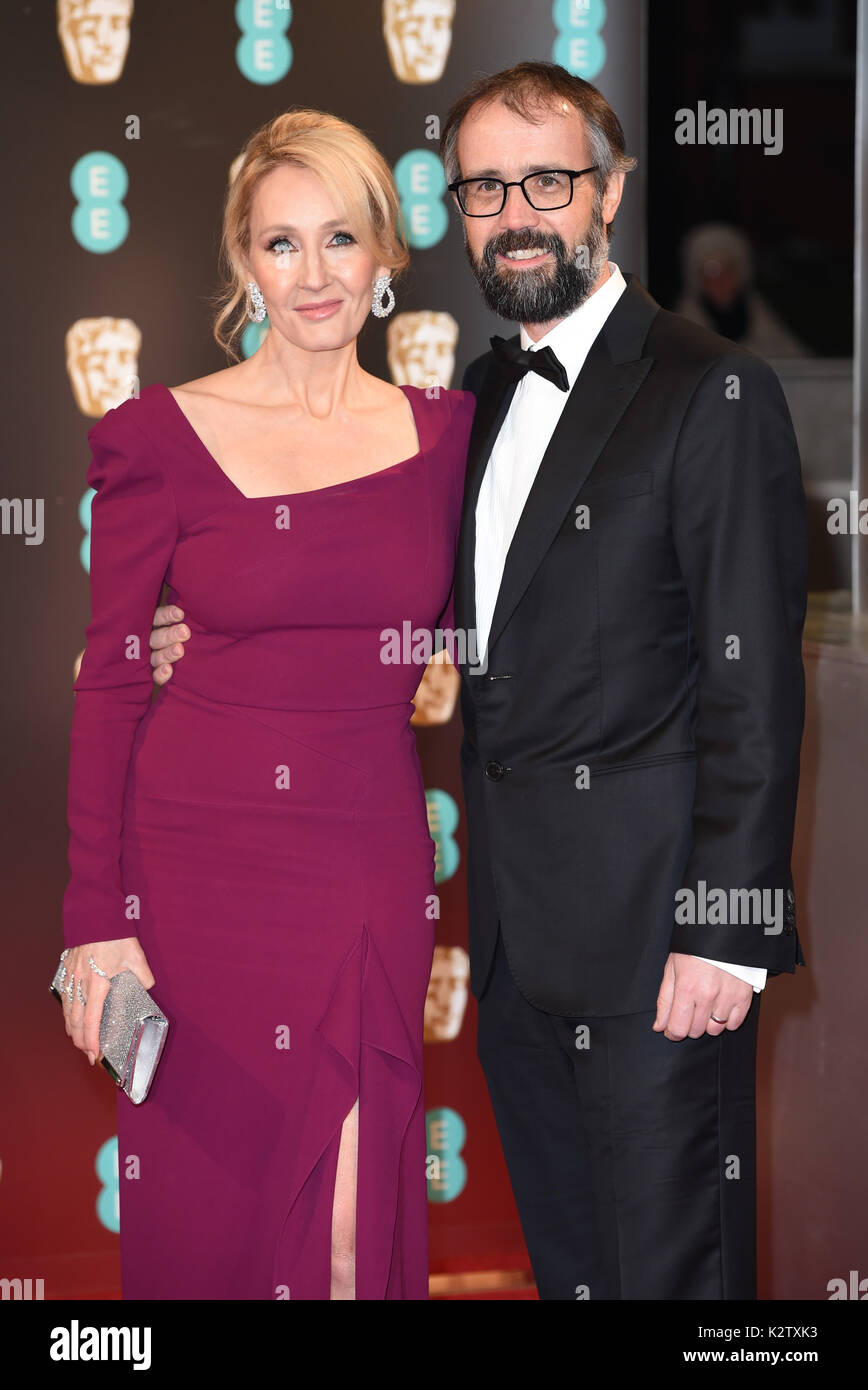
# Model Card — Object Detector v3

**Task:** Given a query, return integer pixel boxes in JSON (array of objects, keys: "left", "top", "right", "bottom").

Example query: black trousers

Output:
[{"left": 476, "top": 926, "right": 761, "bottom": 1300}]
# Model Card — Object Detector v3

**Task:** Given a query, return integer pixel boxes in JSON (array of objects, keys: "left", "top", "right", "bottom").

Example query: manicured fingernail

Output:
[{"left": 87, "top": 1051, "right": 95, "bottom": 1064}]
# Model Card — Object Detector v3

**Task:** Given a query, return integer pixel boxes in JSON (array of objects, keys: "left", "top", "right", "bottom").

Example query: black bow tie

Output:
[{"left": 490, "top": 334, "right": 570, "bottom": 392}]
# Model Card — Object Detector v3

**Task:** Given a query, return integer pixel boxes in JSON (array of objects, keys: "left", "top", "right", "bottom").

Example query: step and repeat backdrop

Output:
[{"left": 2, "top": 0, "right": 644, "bottom": 1297}]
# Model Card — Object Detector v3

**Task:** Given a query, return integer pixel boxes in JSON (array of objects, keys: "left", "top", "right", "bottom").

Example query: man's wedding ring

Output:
[{"left": 710, "top": 1013, "right": 727, "bottom": 1024}]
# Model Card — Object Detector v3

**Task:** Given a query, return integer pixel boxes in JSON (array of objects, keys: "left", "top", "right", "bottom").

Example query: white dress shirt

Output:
[{"left": 473, "top": 260, "right": 766, "bottom": 995}]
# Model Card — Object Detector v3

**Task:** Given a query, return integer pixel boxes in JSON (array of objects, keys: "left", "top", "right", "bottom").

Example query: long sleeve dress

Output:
[{"left": 62, "top": 380, "right": 475, "bottom": 1299}]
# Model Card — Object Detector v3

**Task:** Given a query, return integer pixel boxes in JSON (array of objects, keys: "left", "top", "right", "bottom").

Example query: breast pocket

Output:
[{"left": 579, "top": 470, "right": 653, "bottom": 521}]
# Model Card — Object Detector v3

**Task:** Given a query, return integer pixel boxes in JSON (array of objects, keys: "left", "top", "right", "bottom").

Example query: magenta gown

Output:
[{"left": 62, "top": 380, "right": 475, "bottom": 1300}]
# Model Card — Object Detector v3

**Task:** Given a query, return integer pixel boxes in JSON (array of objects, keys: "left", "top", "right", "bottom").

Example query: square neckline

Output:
[{"left": 155, "top": 380, "right": 424, "bottom": 501}]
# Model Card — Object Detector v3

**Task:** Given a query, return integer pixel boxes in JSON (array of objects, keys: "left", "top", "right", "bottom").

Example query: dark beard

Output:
[{"left": 465, "top": 202, "right": 610, "bottom": 324}]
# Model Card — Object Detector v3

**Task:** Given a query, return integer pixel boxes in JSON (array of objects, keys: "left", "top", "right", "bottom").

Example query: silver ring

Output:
[
  {"left": 76, "top": 979, "right": 87, "bottom": 1007},
  {"left": 710, "top": 1013, "right": 727, "bottom": 1024},
  {"left": 88, "top": 954, "right": 108, "bottom": 978},
  {"left": 65, "top": 975, "right": 75, "bottom": 1001}
]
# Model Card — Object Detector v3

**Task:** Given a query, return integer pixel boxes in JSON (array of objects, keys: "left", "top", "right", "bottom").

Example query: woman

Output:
[{"left": 59, "top": 107, "right": 475, "bottom": 1300}]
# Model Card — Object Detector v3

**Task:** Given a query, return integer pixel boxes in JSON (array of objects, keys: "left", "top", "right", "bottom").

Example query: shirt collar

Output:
[{"left": 518, "top": 261, "right": 627, "bottom": 387}]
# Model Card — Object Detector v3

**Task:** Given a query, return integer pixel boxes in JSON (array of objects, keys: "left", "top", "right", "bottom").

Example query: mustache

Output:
[{"left": 482, "top": 228, "right": 565, "bottom": 268}]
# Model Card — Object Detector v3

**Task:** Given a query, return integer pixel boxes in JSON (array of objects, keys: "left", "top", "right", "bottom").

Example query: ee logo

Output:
[
  {"left": 235, "top": 0, "right": 293, "bottom": 85},
  {"left": 96, "top": 1135, "right": 119, "bottom": 1233},
  {"left": 71, "top": 152, "right": 129, "bottom": 253},
  {"left": 241, "top": 317, "right": 269, "bottom": 360},
  {"left": 552, "top": 0, "right": 607, "bottom": 81},
  {"left": 79, "top": 486, "right": 95, "bottom": 574},
  {"left": 426, "top": 1107, "right": 467, "bottom": 1203},
  {"left": 394, "top": 150, "right": 448, "bottom": 249},
  {"left": 425, "top": 788, "right": 459, "bottom": 883}
]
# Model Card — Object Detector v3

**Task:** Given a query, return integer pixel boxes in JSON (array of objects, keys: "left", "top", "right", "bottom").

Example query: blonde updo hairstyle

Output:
[{"left": 212, "top": 108, "right": 410, "bottom": 361}]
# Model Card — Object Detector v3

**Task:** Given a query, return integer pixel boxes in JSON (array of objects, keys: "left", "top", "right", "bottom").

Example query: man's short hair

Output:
[{"left": 440, "top": 60, "right": 637, "bottom": 233}]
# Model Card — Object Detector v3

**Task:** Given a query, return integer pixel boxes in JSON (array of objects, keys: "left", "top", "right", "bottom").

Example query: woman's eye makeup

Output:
[{"left": 264, "top": 231, "right": 356, "bottom": 253}]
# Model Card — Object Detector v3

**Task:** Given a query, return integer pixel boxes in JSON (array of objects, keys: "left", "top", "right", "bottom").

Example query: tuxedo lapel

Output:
[
  {"left": 454, "top": 364, "right": 517, "bottom": 645},
  {"left": 484, "top": 333, "right": 653, "bottom": 657},
  {"left": 456, "top": 273, "right": 659, "bottom": 665}
]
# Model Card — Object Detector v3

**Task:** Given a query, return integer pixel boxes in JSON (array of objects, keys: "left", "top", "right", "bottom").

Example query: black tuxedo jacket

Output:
[{"left": 454, "top": 272, "right": 808, "bottom": 1016}]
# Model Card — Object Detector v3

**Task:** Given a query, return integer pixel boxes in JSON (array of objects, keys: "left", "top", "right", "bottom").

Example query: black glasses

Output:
[{"left": 448, "top": 166, "right": 599, "bottom": 216}]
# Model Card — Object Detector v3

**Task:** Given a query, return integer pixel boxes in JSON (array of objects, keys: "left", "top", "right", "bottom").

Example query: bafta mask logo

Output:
[
  {"left": 411, "top": 650, "right": 460, "bottom": 727},
  {"left": 424, "top": 945, "right": 470, "bottom": 1042},
  {"left": 57, "top": 0, "right": 134, "bottom": 85},
  {"left": 383, "top": 0, "right": 455, "bottom": 85},
  {"left": 387, "top": 310, "right": 458, "bottom": 391},
  {"left": 66, "top": 317, "right": 141, "bottom": 417}
]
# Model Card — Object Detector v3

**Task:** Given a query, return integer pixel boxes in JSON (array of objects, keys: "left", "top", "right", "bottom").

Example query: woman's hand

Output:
[
  {"left": 59, "top": 938, "right": 156, "bottom": 1066},
  {"left": 150, "top": 604, "right": 190, "bottom": 685}
]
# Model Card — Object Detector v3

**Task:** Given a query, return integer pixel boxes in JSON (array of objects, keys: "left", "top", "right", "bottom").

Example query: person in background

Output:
[{"left": 674, "top": 222, "right": 808, "bottom": 357}]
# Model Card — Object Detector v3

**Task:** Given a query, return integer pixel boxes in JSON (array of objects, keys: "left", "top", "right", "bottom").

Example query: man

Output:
[{"left": 149, "top": 62, "right": 807, "bottom": 1299}]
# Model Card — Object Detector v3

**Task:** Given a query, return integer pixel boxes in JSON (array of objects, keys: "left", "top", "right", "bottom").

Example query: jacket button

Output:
[{"left": 484, "top": 760, "right": 505, "bottom": 781}]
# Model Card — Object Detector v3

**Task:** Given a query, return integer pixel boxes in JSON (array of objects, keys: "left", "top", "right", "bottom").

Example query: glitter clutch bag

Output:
[{"left": 49, "top": 965, "right": 168, "bottom": 1104}]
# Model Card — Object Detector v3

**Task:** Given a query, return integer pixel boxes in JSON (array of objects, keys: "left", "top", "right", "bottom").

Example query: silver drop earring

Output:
[
  {"left": 371, "top": 274, "right": 395, "bottom": 318},
  {"left": 246, "top": 280, "right": 267, "bottom": 322}
]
